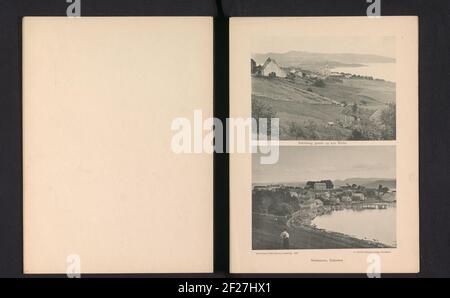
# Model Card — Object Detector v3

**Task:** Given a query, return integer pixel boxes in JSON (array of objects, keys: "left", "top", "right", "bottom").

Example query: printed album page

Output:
[
  {"left": 23, "top": 17, "right": 213, "bottom": 273},
  {"left": 230, "top": 17, "right": 419, "bottom": 273}
]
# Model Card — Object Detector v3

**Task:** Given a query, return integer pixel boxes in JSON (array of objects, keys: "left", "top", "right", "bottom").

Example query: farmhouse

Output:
[{"left": 261, "top": 57, "right": 287, "bottom": 78}]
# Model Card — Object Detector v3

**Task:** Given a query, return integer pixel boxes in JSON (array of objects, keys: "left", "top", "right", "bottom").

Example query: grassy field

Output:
[
  {"left": 253, "top": 213, "right": 388, "bottom": 250},
  {"left": 252, "top": 76, "right": 396, "bottom": 140}
]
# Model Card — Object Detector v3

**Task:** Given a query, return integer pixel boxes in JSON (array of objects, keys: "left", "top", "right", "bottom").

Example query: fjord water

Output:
[
  {"left": 311, "top": 206, "right": 396, "bottom": 247},
  {"left": 333, "top": 62, "right": 396, "bottom": 82}
]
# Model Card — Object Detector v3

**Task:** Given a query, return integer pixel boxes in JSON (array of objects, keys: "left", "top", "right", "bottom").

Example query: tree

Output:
[
  {"left": 380, "top": 103, "right": 396, "bottom": 140},
  {"left": 251, "top": 59, "right": 257, "bottom": 74},
  {"left": 252, "top": 99, "right": 277, "bottom": 136},
  {"left": 366, "top": 189, "right": 377, "bottom": 198},
  {"left": 349, "top": 129, "right": 365, "bottom": 140},
  {"left": 378, "top": 184, "right": 383, "bottom": 198},
  {"left": 288, "top": 121, "right": 306, "bottom": 139},
  {"left": 304, "top": 120, "right": 319, "bottom": 140}
]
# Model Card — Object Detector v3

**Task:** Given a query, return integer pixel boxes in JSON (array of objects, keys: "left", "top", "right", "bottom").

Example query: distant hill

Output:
[
  {"left": 252, "top": 51, "right": 396, "bottom": 70},
  {"left": 333, "top": 178, "right": 396, "bottom": 189},
  {"left": 253, "top": 179, "right": 396, "bottom": 190}
]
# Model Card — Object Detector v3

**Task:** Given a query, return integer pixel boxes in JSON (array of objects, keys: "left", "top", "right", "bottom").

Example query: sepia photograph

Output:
[
  {"left": 251, "top": 36, "right": 396, "bottom": 140},
  {"left": 252, "top": 145, "right": 396, "bottom": 250}
]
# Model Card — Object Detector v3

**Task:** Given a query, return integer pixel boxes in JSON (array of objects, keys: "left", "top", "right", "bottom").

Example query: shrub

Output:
[{"left": 312, "top": 79, "right": 325, "bottom": 87}]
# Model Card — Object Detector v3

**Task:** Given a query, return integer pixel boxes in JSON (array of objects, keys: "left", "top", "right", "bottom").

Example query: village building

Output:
[
  {"left": 307, "top": 180, "right": 334, "bottom": 190},
  {"left": 314, "top": 182, "right": 327, "bottom": 191},
  {"left": 321, "top": 64, "right": 331, "bottom": 78},
  {"left": 329, "top": 196, "right": 340, "bottom": 204},
  {"left": 341, "top": 196, "right": 352, "bottom": 203},
  {"left": 352, "top": 193, "right": 366, "bottom": 201},
  {"left": 314, "top": 199, "right": 324, "bottom": 207}
]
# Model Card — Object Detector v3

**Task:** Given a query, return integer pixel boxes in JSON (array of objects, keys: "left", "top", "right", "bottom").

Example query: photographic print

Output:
[
  {"left": 252, "top": 146, "right": 396, "bottom": 250},
  {"left": 251, "top": 36, "right": 396, "bottom": 140}
]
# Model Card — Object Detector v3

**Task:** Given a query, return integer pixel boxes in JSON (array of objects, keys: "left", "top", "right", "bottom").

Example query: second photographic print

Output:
[{"left": 252, "top": 146, "right": 396, "bottom": 250}]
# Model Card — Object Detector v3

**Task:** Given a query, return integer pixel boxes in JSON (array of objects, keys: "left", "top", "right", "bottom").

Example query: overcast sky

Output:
[
  {"left": 253, "top": 146, "right": 396, "bottom": 184},
  {"left": 252, "top": 36, "right": 396, "bottom": 58}
]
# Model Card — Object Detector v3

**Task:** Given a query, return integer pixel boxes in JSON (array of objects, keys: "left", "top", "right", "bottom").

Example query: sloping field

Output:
[
  {"left": 253, "top": 213, "right": 387, "bottom": 250},
  {"left": 253, "top": 94, "right": 351, "bottom": 140},
  {"left": 252, "top": 77, "right": 332, "bottom": 104},
  {"left": 252, "top": 75, "right": 396, "bottom": 140},
  {"left": 342, "top": 79, "right": 396, "bottom": 104}
]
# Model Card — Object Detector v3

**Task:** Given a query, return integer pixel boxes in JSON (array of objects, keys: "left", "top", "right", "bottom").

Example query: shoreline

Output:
[
  {"left": 253, "top": 207, "right": 393, "bottom": 250},
  {"left": 288, "top": 203, "right": 394, "bottom": 247}
]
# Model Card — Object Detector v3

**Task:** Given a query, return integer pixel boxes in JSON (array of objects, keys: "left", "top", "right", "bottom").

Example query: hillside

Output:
[
  {"left": 363, "top": 179, "right": 396, "bottom": 189},
  {"left": 252, "top": 75, "right": 396, "bottom": 140}
]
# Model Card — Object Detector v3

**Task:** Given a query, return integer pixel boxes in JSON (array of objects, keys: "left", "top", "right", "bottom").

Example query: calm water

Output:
[
  {"left": 333, "top": 62, "right": 396, "bottom": 82},
  {"left": 311, "top": 206, "right": 396, "bottom": 246}
]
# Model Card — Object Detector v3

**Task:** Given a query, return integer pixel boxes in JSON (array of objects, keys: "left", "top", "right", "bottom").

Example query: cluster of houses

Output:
[
  {"left": 329, "top": 72, "right": 377, "bottom": 81},
  {"left": 251, "top": 57, "right": 378, "bottom": 82},
  {"left": 251, "top": 57, "right": 338, "bottom": 81},
  {"left": 253, "top": 180, "right": 396, "bottom": 210},
  {"left": 251, "top": 57, "right": 309, "bottom": 79}
]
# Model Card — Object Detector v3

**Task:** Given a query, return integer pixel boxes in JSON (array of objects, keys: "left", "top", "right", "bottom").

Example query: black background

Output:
[{"left": 0, "top": 0, "right": 449, "bottom": 281}]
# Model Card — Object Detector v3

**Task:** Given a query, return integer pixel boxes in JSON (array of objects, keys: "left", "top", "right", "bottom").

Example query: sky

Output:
[
  {"left": 253, "top": 146, "right": 396, "bottom": 184},
  {"left": 252, "top": 36, "right": 396, "bottom": 58}
]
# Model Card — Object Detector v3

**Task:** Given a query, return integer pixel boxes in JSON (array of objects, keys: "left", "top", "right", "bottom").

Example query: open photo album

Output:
[{"left": 22, "top": 16, "right": 418, "bottom": 274}]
